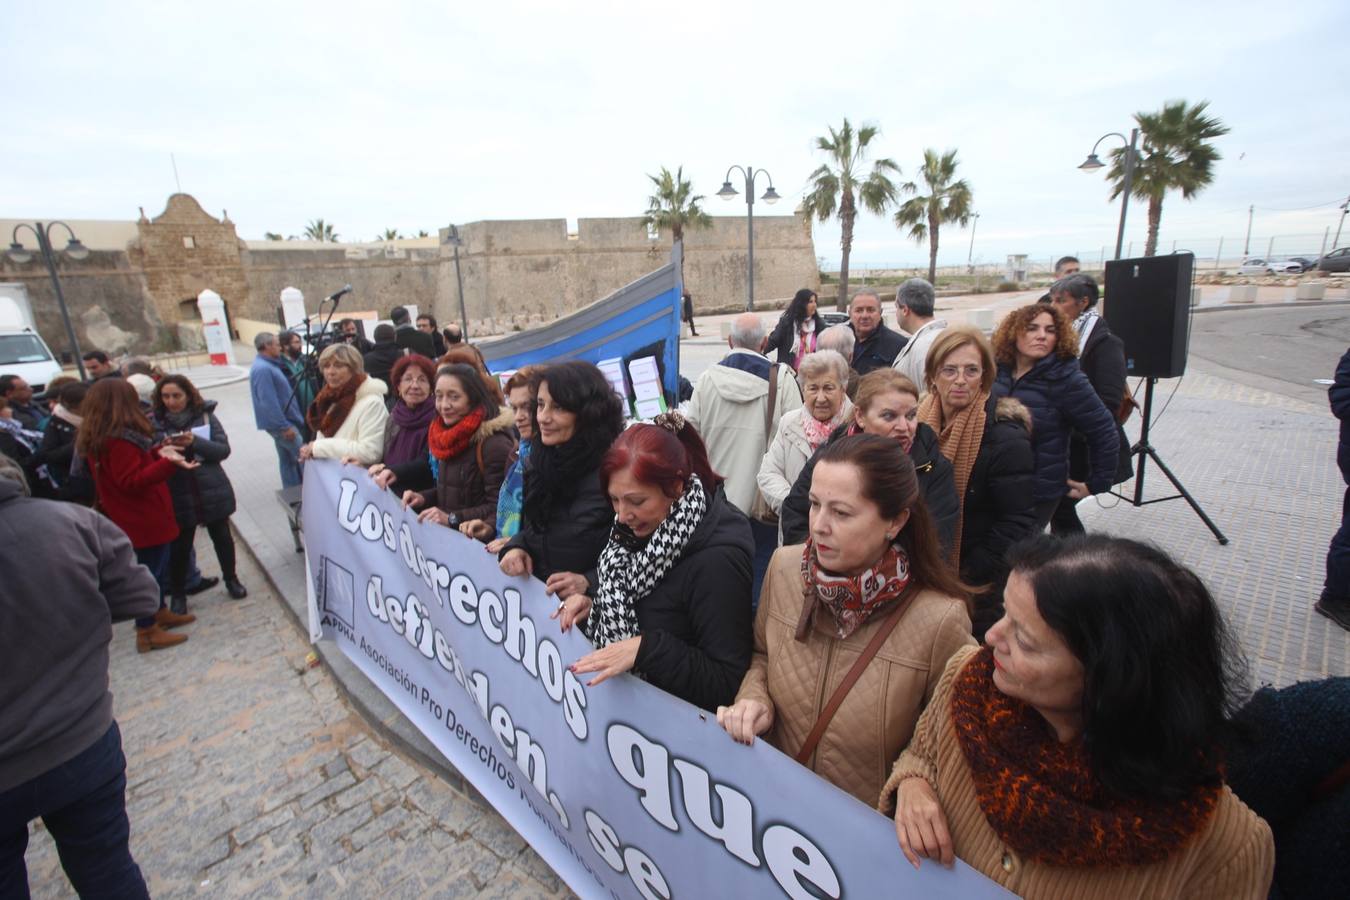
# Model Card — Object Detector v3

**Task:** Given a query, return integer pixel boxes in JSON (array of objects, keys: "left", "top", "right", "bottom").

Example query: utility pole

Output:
[
  {"left": 1335, "top": 195, "right": 1350, "bottom": 250},
  {"left": 966, "top": 212, "right": 980, "bottom": 269},
  {"left": 1243, "top": 205, "right": 1254, "bottom": 255}
]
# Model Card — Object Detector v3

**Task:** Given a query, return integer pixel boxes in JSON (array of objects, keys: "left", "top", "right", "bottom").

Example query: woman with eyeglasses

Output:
[{"left": 917, "top": 326, "right": 1037, "bottom": 639}]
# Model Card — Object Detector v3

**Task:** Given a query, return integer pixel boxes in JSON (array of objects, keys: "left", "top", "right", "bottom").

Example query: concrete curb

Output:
[
  {"left": 227, "top": 514, "right": 490, "bottom": 810},
  {"left": 1191, "top": 298, "right": 1350, "bottom": 314}
]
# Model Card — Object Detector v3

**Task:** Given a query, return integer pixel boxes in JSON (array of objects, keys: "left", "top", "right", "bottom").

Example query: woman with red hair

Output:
[{"left": 560, "top": 413, "right": 754, "bottom": 711}]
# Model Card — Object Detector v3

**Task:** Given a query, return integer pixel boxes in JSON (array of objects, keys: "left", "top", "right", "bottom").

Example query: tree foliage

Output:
[
  {"left": 304, "top": 219, "right": 339, "bottom": 242},
  {"left": 893, "top": 148, "right": 974, "bottom": 283},
  {"left": 801, "top": 119, "right": 901, "bottom": 310},
  {"left": 1106, "top": 100, "right": 1229, "bottom": 256}
]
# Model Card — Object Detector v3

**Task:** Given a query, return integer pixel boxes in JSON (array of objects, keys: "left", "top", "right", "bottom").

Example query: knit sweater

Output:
[{"left": 880, "top": 645, "right": 1275, "bottom": 899}]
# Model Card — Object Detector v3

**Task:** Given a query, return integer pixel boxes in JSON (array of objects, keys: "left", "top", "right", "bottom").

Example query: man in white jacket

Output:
[
  {"left": 685, "top": 313, "right": 802, "bottom": 602},
  {"left": 890, "top": 278, "right": 947, "bottom": 395}
]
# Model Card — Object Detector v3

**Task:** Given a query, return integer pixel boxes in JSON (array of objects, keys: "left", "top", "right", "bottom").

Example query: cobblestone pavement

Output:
[
  {"left": 24, "top": 532, "right": 570, "bottom": 899},
  {"left": 1075, "top": 367, "right": 1348, "bottom": 688}
]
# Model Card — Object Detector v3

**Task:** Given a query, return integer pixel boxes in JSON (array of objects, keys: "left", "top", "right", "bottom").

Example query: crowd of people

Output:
[{"left": 6, "top": 283, "right": 1347, "bottom": 899}]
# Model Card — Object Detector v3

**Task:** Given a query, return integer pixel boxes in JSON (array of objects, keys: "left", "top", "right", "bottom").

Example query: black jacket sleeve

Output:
[
  {"left": 1330, "top": 349, "right": 1350, "bottom": 421},
  {"left": 389, "top": 458, "right": 435, "bottom": 494},
  {"left": 779, "top": 448, "right": 822, "bottom": 545},
  {"left": 959, "top": 422, "right": 1036, "bottom": 586},
  {"left": 191, "top": 414, "right": 232, "bottom": 464},
  {"left": 634, "top": 547, "right": 753, "bottom": 712},
  {"left": 1084, "top": 332, "right": 1127, "bottom": 415},
  {"left": 1060, "top": 367, "right": 1119, "bottom": 494},
  {"left": 916, "top": 443, "right": 959, "bottom": 557}
]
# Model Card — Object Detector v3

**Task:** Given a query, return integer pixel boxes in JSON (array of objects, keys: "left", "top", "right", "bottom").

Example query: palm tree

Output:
[
  {"left": 379, "top": 228, "right": 402, "bottom": 241},
  {"left": 263, "top": 232, "right": 284, "bottom": 241},
  {"left": 304, "top": 219, "right": 339, "bottom": 242},
  {"left": 1106, "top": 100, "right": 1229, "bottom": 256},
  {"left": 640, "top": 165, "right": 712, "bottom": 284},
  {"left": 414, "top": 230, "right": 430, "bottom": 238},
  {"left": 893, "top": 148, "right": 974, "bottom": 284},
  {"left": 801, "top": 119, "right": 902, "bottom": 310}
]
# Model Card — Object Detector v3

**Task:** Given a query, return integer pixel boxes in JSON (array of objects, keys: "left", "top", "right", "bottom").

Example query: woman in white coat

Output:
[
  {"left": 299, "top": 343, "right": 389, "bottom": 466},
  {"left": 756, "top": 350, "right": 852, "bottom": 523}
]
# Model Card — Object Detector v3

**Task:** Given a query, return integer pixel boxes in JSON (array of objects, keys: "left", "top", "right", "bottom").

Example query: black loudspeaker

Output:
[{"left": 1103, "top": 252, "right": 1194, "bottom": 378}]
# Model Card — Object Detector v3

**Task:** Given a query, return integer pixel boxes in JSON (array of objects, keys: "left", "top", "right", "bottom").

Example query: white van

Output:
[{"left": 0, "top": 283, "right": 65, "bottom": 392}]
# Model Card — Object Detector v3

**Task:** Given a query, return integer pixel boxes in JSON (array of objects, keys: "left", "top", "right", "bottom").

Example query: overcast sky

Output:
[{"left": 4, "top": 0, "right": 1347, "bottom": 269}]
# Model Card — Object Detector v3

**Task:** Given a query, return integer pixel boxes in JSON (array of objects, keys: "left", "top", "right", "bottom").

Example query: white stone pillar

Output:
[
  {"left": 197, "top": 289, "right": 236, "bottom": 365},
  {"left": 280, "top": 286, "right": 306, "bottom": 332}
]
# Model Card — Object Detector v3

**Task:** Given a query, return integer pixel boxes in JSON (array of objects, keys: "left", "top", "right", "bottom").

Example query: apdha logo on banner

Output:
[{"left": 302, "top": 461, "right": 1009, "bottom": 899}]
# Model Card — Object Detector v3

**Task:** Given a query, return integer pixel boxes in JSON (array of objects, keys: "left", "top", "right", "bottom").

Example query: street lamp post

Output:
[
  {"left": 717, "top": 165, "right": 780, "bottom": 311},
  {"left": 442, "top": 225, "right": 470, "bottom": 341},
  {"left": 1078, "top": 127, "right": 1140, "bottom": 260},
  {"left": 7, "top": 221, "right": 91, "bottom": 380}
]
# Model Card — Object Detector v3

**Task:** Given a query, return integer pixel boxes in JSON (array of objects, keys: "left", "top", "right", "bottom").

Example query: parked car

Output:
[
  {"left": 1238, "top": 258, "right": 1302, "bottom": 275},
  {"left": 1289, "top": 256, "right": 1318, "bottom": 272},
  {"left": 1317, "top": 248, "right": 1350, "bottom": 274}
]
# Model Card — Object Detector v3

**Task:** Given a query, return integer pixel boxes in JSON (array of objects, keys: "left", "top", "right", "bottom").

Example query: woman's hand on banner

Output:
[
  {"left": 894, "top": 777, "right": 954, "bottom": 869},
  {"left": 716, "top": 699, "right": 772, "bottom": 746},
  {"left": 570, "top": 636, "right": 639, "bottom": 686},
  {"left": 551, "top": 594, "right": 592, "bottom": 632},
  {"left": 370, "top": 464, "right": 397, "bottom": 490},
  {"left": 400, "top": 490, "right": 425, "bottom": 510},
  {"left": 485, "top": 537, "right": 508, "bottom": 554},
  {"left": 458, "top": 519, "right": 494, "bottom": 541},
  {"left": 418, "top": 506, "right": 450, "bottom": 526},
  {"left": 500, "top": 548, "right": 533, "bottom": 578},
  {"left": 544, "top": 571, "right": 589, "bottom": 601}
]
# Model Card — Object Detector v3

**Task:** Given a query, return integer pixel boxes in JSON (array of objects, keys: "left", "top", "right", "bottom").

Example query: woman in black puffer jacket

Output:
[
  {"left": 992, "top": 303, "right": 1118, "bottom": 531},
  {"left": 152, "top": 375, "right": 246, "bottom": 613},
  {"left": 916, "top": 326, "right": 1037, "bottom": 639},
  {"left": 562, "top": 417, "right": 753, "bottom": 712},
  {"left": 499, "top": 361, "right": 626, "bottom": 606}
]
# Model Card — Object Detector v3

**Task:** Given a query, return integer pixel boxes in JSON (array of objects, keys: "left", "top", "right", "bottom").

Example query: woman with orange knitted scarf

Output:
[{"left": 883, "top": 534, "right": 1273, "bottom": 899}]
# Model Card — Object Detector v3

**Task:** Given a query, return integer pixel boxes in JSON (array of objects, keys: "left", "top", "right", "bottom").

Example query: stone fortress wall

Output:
[{"left": 0, "top": 193, "right": 819, "bottom": 355}]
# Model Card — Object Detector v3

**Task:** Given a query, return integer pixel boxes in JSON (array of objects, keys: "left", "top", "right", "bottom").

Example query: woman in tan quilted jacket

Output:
[
  {"left": 716, "top": 434, "right": 975, "bottom": 807},
  {"left": 882, "top": 534, "right": 1273, "bottom": 899}
]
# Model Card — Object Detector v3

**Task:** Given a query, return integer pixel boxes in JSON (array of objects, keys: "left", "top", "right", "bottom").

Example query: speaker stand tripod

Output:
[{"left": 1110, "top": 377, "right": 1229, "bottom": 545}]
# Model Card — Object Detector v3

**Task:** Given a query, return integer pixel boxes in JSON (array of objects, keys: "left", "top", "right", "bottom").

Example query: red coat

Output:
[{"left": 92, "top": 438, "right": 179, "bottom": 549}]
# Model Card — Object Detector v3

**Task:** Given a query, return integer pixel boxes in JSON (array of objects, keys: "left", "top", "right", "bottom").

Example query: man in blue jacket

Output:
[
  {"left": 1318, "top": 348, "right": 1350, "bottom": 630},
  {"left": 249, "top": 332, "right": 306, "bottom": 487}
]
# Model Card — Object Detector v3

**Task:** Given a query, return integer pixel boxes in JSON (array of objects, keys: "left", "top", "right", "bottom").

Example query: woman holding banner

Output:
[
  {"left": 883, "top": 534, "right": 1273, "bottom": 898},
  {"left": 378, "top": 354, "right": 437, "bottom": 468},
  {"left": 717, "top": 434, "right": 974, "bottom": 807},
  {"left": 459, "top": 366, "right": 542, "bottom": 547},
  {"left": 499, "top": 361, "right": 625, "bottom": 604},
  {"left": 298, "top": 344, "right": 389, "bottom": 466},
  {"left": 371, "top": 364, "right": 515, "bottom": 530},
  {"left": 558, "top": 415, "right": 754, "bottom": 712}
]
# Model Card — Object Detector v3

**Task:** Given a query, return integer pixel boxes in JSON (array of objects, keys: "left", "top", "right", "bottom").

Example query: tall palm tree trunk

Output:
[
  {"left": 838, "top": 206, "right": 856, "bottom": 312},
  {"left": 927, "top": 212, "right": 940, "bottom": 284},
  {"left": 1145, "top": 196, "right": 1163, "bottom": 257}
]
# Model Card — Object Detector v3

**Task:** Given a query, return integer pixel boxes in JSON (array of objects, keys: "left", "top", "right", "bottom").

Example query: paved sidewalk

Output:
[{"left": 24, "top": 529, "right": 567, "bottom": 899}]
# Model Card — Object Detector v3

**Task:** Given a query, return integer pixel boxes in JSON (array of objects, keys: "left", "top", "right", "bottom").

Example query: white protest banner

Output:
[{"left": 302, "top": 461, "right": 1011, "bottom": 899}]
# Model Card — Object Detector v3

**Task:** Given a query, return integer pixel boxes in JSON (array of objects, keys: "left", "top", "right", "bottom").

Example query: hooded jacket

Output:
[
  {"left": 779, "top": 421, "right": 961, "bottom": 556},
  {"left": 630, "top": 485, "right": 755, "bottom": 711},
  {"left": 685, "top": 350, "right": 804, "bottom": 515},
  {"left": 249, "top": 353, "right": 305, "bottom": 434},
  {"left": 994, "top": 355, "right": 1119, "bottom": 504},
  {"left": 757, "top": 402, "right": 855, "bottom": 515},
  {"left": 308, "top": 376, "right": 390, "bottom": 465},
  {"left": 0, "top": 476, "right": 160, "bottom": 793},
  {"left": 91, "top": 437, "right": 179, "bottom": 548},
  {"left": 416, "top": 407, "right": 517, "bottom": 524}
]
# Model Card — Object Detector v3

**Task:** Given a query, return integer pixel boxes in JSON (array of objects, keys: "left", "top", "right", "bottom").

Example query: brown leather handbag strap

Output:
[
  {"left": 795, "top": 595, "right": 912, "bottom": 766},
  {"left": 763, "top": 363, "right": 780, "bottom": 442}
]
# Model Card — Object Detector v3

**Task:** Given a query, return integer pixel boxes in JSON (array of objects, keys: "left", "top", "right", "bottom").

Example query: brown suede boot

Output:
[
  {"left": 155, "top": 606, "right": 196, "bottom": 629},
  {"left": 136, "top": 624, "right": 188, "bottom": 653}
]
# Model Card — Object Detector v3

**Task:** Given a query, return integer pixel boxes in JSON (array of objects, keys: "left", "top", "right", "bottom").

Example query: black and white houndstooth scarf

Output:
[{"left": 585, "top": 474, "right": 708, "bottom": 649}]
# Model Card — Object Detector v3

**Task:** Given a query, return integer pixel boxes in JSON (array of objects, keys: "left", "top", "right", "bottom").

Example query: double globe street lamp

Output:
[
  {"left": 8, "top": 222, "right": 91, "bottom": 379},
  {"left": 1078, "top": 128, "right": 1140, "bottom": 261},
  {"left": 717, "top": 165, "right": 780, "bottom": 311}
]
